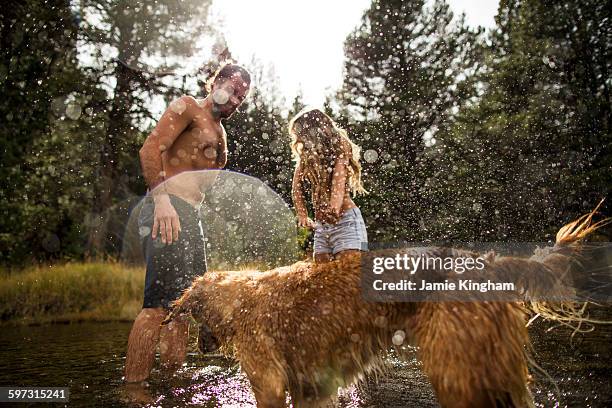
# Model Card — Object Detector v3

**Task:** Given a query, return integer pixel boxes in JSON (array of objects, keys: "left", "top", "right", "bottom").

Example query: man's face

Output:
[{"left": 211, "top": 72, "right": 250, "bottom": 119}]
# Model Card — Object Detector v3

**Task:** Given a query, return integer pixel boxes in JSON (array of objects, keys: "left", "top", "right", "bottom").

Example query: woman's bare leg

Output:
[
  {"left": 314, "top": 253, "right": 333, "bottom": 263},
  {"left": 334, "top": 249, "right": 361, "bottom": 262}
]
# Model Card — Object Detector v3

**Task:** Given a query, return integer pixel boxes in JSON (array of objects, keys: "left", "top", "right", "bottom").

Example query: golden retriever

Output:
[{"left": 164, "top": 204, "right": 608, "bottom": 407}]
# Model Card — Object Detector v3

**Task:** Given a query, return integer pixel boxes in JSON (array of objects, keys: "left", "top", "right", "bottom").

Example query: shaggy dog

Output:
[{"left": 163, "top": 205, "right": 608, "bottom": 408}]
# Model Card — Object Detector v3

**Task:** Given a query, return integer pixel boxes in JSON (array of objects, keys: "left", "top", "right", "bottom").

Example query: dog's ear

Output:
[
  {"left": 160, "top": 312, "right": 174, "bottom": 326},
  {"left": 161, "top": 300, "right": 183, "bottom": 326},
  {"left": 161, "top": 284, "right": 202, "bottom": 327},
  {"left": 161, "top": 308, "right": 189, "bottom": 326}
]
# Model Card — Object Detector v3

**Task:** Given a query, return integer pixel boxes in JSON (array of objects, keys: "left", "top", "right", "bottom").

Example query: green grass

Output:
[{"left": 0, "top": 262, "right": 144, "bottom": 325}]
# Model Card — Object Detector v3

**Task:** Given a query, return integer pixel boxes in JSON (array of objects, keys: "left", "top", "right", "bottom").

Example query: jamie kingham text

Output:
[{"left": 372, "top": 254, "right": 486, "bottom": 275}]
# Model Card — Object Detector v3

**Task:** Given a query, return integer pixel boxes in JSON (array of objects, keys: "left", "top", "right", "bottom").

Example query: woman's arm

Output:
[
  {"left": 329, "top": 141, "right": 351, "bottom": 218},
  {"left": 292, "top": 162, "right": 313, "bottom": 228}
]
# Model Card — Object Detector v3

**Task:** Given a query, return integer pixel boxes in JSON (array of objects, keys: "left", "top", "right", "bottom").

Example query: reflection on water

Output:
[
  {"left": 0, "top": 322, "right": 364, "bottom": 407},
  {"left": 0, "top": 321, "right": 609, "bottom": 407},
  {"left": 0, "top": 322, "right": 130, "bottom": 406}
]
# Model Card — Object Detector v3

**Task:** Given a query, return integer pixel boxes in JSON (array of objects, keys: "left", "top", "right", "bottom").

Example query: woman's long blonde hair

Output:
[{"left": 289, "top": 108, "right": 366, "bottom": 213}]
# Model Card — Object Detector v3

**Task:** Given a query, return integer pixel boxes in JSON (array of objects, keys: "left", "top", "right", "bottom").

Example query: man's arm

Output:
[
  {"left": 139, "top": 96, "right": 194, "bottom": 190},
  {"left": 139, "top": 96, "right": 194, "bottom": 244}
]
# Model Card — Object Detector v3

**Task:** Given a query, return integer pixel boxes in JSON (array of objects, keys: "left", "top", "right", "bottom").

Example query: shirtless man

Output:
[{"left": 124, "top": 63, "right": 251, "bottom": 383}]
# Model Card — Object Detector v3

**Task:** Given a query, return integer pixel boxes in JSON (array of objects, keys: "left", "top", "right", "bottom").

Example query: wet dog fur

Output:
[{"left": 165, "top": 205, "right": 608, "bottom": 407}]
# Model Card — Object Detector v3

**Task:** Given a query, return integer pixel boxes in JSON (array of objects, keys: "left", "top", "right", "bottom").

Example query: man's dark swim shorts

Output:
[{"left": 138, "top": 195, "right": 207, "bottom": 310}]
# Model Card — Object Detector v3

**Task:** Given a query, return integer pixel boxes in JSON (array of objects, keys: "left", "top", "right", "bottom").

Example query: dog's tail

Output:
[
  {"left": 555, "top": 198, "right": 609, "bottom": 245},
  {"left": 416, "top": 202, "right": 609, "bottom": 407},
  {"left": 525, "top": 198, "right": 611, "bottom": 329}
]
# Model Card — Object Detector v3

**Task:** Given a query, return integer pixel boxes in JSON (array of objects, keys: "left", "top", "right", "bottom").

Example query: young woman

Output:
[{"left": 289, "top": 107, "right": 368, "bottom": 263}]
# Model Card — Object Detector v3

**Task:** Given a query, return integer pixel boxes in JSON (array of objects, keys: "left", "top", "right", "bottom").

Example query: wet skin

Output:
[{"left": 124, "top": 71, "right": 249, "bottom": 384}]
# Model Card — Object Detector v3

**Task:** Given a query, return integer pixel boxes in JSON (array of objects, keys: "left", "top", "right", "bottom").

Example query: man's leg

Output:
[
  {"left": 159, "top": 315, "right": 190, "bottom": 374},
  {"left": 124, "top": 307, "right": 166, "bottom": 383}
]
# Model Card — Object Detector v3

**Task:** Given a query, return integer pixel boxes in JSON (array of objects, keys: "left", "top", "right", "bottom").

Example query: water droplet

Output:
[
  {"left": 392, "top": 330, "right": 405, "bottom": 346},
  {"left": 212, "top": 89, "right": 230, "bottom": 105},
  {"left": 51, "top": 97, "right": 66, "bottom": 116},
  {"left": 192, "top": 128, "right": 203, "bottom": 138},
  {"left": 65, "top": 102, "right": 82, "bottom": 120},
  {"left": 41, "top": 233, "right": 60, "bottom": 252},
  {"left": 364, "top": 149, "right": 379, "bottom": 163},
  {"left": 139, "top": 226, "right": 151, "bottom": 237},
  {"left": 204, "top": 147, "right": 217, "bottom": 159},
  {"left": 374, "top": 315, "right": 387, "bottom": 327},
  {"left": 170, "top": 98, "right": 187, "bottom": 115}
]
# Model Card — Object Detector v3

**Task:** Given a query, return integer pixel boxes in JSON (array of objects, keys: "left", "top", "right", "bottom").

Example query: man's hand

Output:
[
  {"left": 152, "top": 195, "right": 181, "bottom": 244},
  {"left": 298, "top": 214, "right": 316, "bottom": 229}
]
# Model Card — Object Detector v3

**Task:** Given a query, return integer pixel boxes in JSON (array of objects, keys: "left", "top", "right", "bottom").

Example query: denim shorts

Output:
[{"left": 313, "top": 207, "right": 368, "bottom": 255}]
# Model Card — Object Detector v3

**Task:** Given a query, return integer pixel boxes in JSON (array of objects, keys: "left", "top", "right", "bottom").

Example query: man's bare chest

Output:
[{"left": 165, "top": 121, "right": 223, "bottom": 169}]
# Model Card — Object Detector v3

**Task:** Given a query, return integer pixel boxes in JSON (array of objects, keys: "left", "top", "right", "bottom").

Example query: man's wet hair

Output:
[{"left": 206, "top": 62, "right": 251, "bottom": 93}]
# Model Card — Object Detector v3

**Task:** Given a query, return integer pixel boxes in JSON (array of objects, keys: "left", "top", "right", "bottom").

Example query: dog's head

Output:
[
  {"left": 160, "top": 271, "right": 228, "bottom": 327},
  {"left": 160, "top": 278, "right": 206, "bottom": 327}
]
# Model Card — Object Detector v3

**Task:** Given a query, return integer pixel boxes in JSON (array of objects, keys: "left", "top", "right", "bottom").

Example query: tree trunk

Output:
[{"left": 86, "top": 18, "right": 135, "bottom": 258}]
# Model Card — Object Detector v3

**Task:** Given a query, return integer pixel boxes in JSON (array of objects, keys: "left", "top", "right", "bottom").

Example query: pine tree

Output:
[
  {"left": 338, "top": 0, "right": 484, "bottom": 243},
  {"left": 78, "top": 0, "right": 213, "bottom": 256},
  {"left": 427, "top": 0, "right": 612, "bottom": 241},
  {"left": 0, "top": 0, "right": 101, "bottom": 264},
  {"left": 223, "top": 61, "right": 293, "bottom": 203}
]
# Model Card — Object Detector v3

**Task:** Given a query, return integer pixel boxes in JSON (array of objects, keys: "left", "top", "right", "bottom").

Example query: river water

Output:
[{"left": 0, "top": 318, "right": 609, "bottom": 407}]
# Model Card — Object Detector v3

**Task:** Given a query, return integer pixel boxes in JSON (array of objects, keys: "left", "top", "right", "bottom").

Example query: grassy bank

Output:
[{"left": 0, "top": 263, "right": 144, "bottom": 325}]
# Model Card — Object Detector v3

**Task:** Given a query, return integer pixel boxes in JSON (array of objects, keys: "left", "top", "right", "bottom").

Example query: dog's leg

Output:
[
  {"left": 248, "top": 374, "right": 287, "bottom": 407},
  {"left": 288, "top": 377, "right": 338, "bottom": 408},
  {"left": 159, "top": 315, "right": 189, "bottom": 374},
  {"left": 241, "top": 359, "right": 287, "bottom": 408},
  {"left": 411, "top": 302, "right": 532, "bottom": 408},
  {"left": 124, "top": 308, "right": 166, "bottom": 382},
  {"left": 290, "top": 392, "right": 336, "bottom": 408}
]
